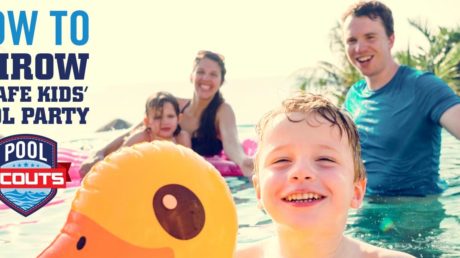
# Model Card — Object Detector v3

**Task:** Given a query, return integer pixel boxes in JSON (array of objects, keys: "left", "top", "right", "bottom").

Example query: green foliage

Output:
[
  {"left": 294, "top": 22, "right": 360, "bottom": 105},
  {"left": 295, "top": 19, "right": 460, "bottom": 103},
  {"left": 395, "top": 19, "right": 460, "bottom": 94}
]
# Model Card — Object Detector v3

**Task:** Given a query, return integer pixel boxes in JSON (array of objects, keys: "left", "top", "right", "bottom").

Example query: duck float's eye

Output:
[
  {"left": 76, "top": 236, "right": 86, "bottom": 250},
  {"left": 153, "top": 184, "right": 205, "bottom": 240}
]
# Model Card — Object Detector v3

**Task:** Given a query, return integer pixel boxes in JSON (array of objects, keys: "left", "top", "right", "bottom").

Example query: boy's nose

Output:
[{"left": 289, "top": 160, "right": 315, "bottom": 181}]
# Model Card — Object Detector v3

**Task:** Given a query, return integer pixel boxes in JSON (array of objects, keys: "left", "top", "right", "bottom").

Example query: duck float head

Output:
[{"left": 38, "top": 141, "right": 238, "bottom": 258}]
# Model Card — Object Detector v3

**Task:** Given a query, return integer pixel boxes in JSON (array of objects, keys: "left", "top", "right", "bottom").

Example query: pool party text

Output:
[{"left": 0, "top": 10, "right": 90, "bottom": 125}]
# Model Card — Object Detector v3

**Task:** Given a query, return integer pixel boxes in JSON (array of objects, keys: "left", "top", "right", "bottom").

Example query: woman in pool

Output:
[{"left": 79, "top": 50, "right": 253, "bottom": 177}]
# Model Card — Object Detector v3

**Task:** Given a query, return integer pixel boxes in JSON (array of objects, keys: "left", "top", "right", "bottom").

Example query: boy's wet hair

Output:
[
  {"left": 255, "top": 92, "right": 366, "bottom": 182},
  {"left": 342, "top": 1, "right": 394, "bottom": 37},
  {"left": 145, "top": 91, "right": 181, "bottom": 136}
]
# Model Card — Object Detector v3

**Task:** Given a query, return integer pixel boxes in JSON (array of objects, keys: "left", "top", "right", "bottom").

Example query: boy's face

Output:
[
  {"left": 144, "top": 102, "right": 179, "bottom": 139},
  {"left": 343, "top": 15, "right": 394, "bottom": 80},
  {"left": 253, "top": 112, "right": 365, "bottom": 231}
]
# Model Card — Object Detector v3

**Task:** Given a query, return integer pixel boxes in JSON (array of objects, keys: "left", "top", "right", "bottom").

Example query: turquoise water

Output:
[
  {"left": 234, "top": 128, "right": 460, "bottom": 257},
  {"left": 0, "top": 128, "right": 458, "bottom": 257}
]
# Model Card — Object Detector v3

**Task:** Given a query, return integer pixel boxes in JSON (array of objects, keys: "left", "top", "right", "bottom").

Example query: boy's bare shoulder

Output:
[
  {"left": 349, "top": 237, "right": 415, "bottom": 258},
  {"left": 234, "top": 240, "right": 268, "bottom": 258}
]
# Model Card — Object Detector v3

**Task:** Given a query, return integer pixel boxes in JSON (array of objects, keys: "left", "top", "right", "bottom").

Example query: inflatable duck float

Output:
[{"left": 38, "top": 141, "right": 238, "bottom": 258}]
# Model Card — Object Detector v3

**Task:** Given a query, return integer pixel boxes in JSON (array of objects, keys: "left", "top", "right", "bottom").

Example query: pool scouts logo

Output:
[{"left": 0, "top": 134, "right": 71, "bottom": 216}]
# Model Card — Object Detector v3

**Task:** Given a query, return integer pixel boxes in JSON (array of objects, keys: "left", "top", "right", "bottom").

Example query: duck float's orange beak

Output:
[
  {"left": 38, "top": 142, "right": 238, "bottom": 258},
  {"left": 38, "top": 211, "right": 174, "bottom": 258}
]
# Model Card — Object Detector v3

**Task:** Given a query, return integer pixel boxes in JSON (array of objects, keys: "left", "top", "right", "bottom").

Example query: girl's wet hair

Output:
[
  {"left": 255, "top": 92, "right": 366, "bottom": 182},
  {"left": 192, "top": 50, "right": 226, "bottom": 143},
  {"left": 145, "top": 91, "right": 181, "bottom": 136}
]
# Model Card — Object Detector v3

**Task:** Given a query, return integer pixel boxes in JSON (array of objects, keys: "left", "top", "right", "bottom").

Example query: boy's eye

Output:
[
  {"left": 317, "top": 157, "right": 335, "bottom": 163},
  {"left": 273, "top": 158, "right": 290, "bottom": 164}
]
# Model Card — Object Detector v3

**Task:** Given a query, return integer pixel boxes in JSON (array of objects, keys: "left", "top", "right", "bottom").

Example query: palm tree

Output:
[
  {"left": 395, "top": 19, "right": 460, "bottom": 94},
  {"left": 294, "top": 22, "right": 360, "bottom": 105},
  {"left": 296, "top": 19, "right": 460, "bottom": 103}
]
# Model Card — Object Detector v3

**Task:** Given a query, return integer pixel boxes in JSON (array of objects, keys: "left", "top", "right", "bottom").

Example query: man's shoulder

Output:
[{"left": 399, "top": 65, "right": 438, "bottom": 83}]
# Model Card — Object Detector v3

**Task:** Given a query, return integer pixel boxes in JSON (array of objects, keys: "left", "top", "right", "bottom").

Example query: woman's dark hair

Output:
[
  {"left": 192, "top": 51, "right": 226, "bottom": 154},
  {"left": 194, "top": 91, "right": 224, "bottom": 145},
  {"left": 145, "top": 91, "right": 181, "bottom": 136}
]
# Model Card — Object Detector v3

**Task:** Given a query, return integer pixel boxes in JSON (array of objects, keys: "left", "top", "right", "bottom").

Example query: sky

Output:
[{"left": 1, "top": 0, "right": 459, "bottom": 140}]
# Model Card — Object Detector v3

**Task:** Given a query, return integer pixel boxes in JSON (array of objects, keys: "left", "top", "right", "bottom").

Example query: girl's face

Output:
[
  {"left": 190, "top": 58, "right": 223, "bottom": 100},
  {"left": 145, "top": 102, "right": 179, "bottom": 139}
]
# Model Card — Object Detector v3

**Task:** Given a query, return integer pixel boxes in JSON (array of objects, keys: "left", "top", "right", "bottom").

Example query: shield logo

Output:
[{"left": 0, "top": 134, "right": 63, "bottom": 217}]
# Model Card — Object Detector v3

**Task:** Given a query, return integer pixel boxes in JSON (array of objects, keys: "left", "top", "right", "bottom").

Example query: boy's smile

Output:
[{"left": 281, "top": 190, "right": 326, "bottom": 207}]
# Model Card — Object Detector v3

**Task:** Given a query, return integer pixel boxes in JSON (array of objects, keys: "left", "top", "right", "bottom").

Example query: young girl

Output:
[
  {"left": 80, "top": 51, "right": 252, "bottom": 177},
  {"left": 123, "top": 92, "right": 191, "bottom": 148}
]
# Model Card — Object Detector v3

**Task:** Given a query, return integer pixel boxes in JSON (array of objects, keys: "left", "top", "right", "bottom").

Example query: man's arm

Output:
[{"left": 440, "top": 103, "right": 460, "bottom": 140}]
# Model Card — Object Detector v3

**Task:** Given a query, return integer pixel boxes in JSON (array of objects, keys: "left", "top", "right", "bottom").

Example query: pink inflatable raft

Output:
[
  {"left": 0, "top": 140, "right": 257, "bottom": 212},
  {"left": 59, "top": 139, "right": 257, "bottom": 186}
]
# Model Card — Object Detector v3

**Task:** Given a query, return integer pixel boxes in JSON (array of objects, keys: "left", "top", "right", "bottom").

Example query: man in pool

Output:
[{"left": 342, "top": 1, "right": 460, "bottom": 196}]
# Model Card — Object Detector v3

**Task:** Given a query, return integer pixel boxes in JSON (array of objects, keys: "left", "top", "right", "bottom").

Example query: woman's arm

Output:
[{"left": 217, "top": 103, "right": 254, "bottom": 177}]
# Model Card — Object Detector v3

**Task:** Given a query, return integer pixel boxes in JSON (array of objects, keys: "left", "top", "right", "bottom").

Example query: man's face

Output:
[{"left": 343, "top": 15, "right": 394, "bottom": 80}]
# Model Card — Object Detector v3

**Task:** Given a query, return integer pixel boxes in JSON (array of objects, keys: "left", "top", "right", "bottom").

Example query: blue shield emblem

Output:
[{"left": 0, "top": 134, "right": 60, "bottom": 216}]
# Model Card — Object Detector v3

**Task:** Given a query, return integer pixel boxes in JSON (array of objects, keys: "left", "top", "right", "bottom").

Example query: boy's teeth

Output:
[{"left": 285, "top": 193, "right": 322, "bottom": 202}]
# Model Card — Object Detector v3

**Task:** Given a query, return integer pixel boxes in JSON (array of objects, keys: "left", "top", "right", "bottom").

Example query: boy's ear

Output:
[
  {"left": 350, "top": 179, "right": 366, "bottom": 209},
  {"left": 252, "top": 173, "right": 263, "bottom": 209}
]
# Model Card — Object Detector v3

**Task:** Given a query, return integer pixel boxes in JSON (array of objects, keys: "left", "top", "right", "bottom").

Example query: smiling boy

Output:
[{"left": 235, "top": 93, "right": 413, "bottom": 258}]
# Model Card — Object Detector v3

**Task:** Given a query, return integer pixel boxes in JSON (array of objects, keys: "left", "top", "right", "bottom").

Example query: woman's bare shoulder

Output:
[
  {"left": 216, "top": 101, "right": 235, "bottom": 117},
  {"left": 176, "top": 97, "right": 190, "bottom": 109}
]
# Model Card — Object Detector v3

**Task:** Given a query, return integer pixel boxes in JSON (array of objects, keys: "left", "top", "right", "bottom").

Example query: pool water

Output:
[
  {"left": 0, "top": 129, "right": 458, "bottom": 257},
  {"left": 234, "top": 129, "right": 460, "bottom": 257}
]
